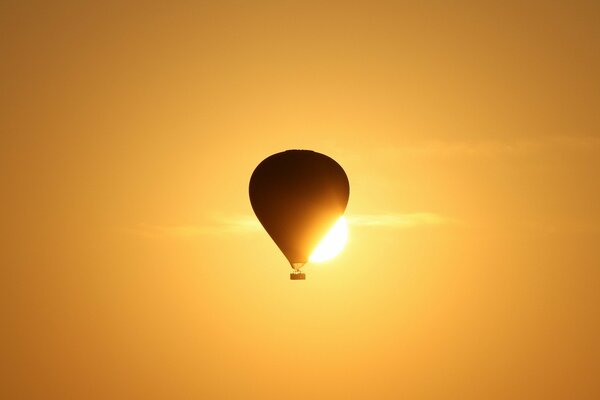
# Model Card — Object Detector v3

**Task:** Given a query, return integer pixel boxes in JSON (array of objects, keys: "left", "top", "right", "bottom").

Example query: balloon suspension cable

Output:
[
  {"left": 290, "top": 262, "right": 306, "bottom": 280},
  {"left": 291, "top": 262, "right": 305, "bottom": 271}
]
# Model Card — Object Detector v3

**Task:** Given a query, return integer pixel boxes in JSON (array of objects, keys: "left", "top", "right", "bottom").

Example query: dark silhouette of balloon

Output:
[{"left": 249, "top": 150, "right": 350, "bottom": 280}]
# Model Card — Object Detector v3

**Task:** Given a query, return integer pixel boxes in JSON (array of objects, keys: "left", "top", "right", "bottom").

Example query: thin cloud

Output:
[
  {"left": 122, "top": 215, "right": 261, "bottom": 238},
  {"left": 348, "top": 212, "right": 455, "bottom": 228},
  {"left": 367, "top": 135, "right": 600, "bottom": 160},
  {"left": 122, "top": 212, "right": 453, "bottom": 239}
]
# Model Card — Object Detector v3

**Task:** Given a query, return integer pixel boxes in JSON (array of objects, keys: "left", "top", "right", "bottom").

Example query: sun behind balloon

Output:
[{"left": 309, "top": 216, "right": 348, "bottom": 263}]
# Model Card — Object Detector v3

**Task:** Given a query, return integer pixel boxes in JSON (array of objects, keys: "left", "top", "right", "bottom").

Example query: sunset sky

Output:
[{"left": 2, "top": 1, "right": 599, "bottom": 398}]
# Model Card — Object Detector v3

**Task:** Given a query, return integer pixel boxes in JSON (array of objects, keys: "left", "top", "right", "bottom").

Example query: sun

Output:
[{"left": 309, "top": 216, "right": 349, "bottom": 263}]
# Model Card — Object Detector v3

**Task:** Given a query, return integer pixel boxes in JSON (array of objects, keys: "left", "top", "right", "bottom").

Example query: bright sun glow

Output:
[{"left": 309, "top": 216, "right": 348, "bottom": 263}]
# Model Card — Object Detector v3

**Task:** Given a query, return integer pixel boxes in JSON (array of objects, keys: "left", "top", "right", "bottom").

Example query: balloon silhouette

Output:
[{"left": 249, "top": 150, "right": 350, "bottom": 280}]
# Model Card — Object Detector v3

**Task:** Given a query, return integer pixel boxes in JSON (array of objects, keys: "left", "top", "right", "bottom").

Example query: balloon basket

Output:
[{"left": 290, "top": 272, "right": 306, "bottom": 280}]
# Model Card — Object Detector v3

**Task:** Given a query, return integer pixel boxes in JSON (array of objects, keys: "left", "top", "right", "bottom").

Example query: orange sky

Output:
[{"left": 2, "top": 1, "right": 599, "bottom": 399}]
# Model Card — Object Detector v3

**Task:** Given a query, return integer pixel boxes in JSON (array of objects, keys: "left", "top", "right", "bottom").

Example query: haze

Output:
[{"left": 2, "top": 1, "right": 599, "bottom": 399}]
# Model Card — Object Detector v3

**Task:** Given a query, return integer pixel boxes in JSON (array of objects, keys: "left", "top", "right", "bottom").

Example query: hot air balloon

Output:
[{"left": 249, "top": 150, "right": 350, "bottom": 280}]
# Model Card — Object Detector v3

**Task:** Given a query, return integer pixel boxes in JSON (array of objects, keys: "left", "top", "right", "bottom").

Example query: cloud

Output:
[
  {"left": 120, "top": 215, "right": 261, "bottom": 238},
  {"left": 122, "top": 212, "right": 453, "bottom": 239},
  {"left": 347, "top": 212, "right": 454, "bottom": 228},
  {"left": 366, "top": 135, "right": 600, "bottom": 160}
]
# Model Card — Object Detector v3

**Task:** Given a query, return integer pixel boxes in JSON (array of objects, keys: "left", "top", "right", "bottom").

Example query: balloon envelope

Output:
[{"left": 249, "top": 150, "right": 350, "bottom": 269}]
